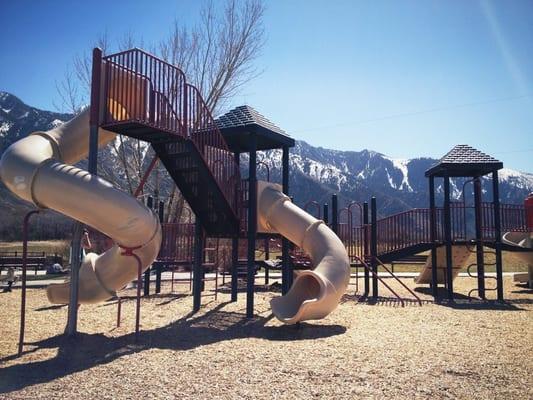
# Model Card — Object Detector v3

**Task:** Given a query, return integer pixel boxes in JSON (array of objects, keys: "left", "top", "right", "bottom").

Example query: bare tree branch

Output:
[{"left": 54, "top": 0, "right": 265, "bottom": 221}]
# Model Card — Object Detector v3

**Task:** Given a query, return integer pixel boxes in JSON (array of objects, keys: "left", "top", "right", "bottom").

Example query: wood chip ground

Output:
[{"left": 0, "top": 276, "right": 531, "bottom": 399}]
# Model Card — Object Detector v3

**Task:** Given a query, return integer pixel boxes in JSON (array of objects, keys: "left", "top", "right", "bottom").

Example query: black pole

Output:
[
  {"left": 88, "top": 47, "right": 102, "bottom": 176},
  {"left": 492, "top": 170, "right": 504, "bottom": 301},
  {"left": 370, "top": 197, "right": 378, "bottom": 298},
  {"left": 158, "top": 201, "right": 164, "bottom": 221},
  {"left": 429, "top": 176, "right": 438, "bottom": 300},
  {"left": 66, "top": 223, "right": 83, "bottom": 336},
  {"left": 473, "top": 177, "right": 486, "bottom": 299},
  {"left": 67, "top": 47, "right": 101, "bottom": 336},
  {"left": 144, "top": 196, "right": 153, "bottom": 296},
  {"left": 264, "top": 238, "right": 270, "bottom": 285},
  {"left": 246, "top": 134, "right": 258, "bottom": 318},
  {"left": 323, "top": 203, "right": 329, "bottom": 225},
  {"left": 192, "top": 218, "right": 203, "bottom": 312},
  {"left": 231, "top": 152, "right": 240, "bottom": 302},
  {"left": 231, "top": 237, "right": 239, "bottom": 302},
  {"left": 363, "top": 201, "right": 369, "bottom": 297},
  {"left": 288, "top": 196, "right": 295, "bottom": 289},
  {"left": 155, "top": 201, "right": 164, "bottom": 294},
  {"left": 281, "top": 145, "right": 290, "bottom": 295},
  {"left": 443, "top": 176, "right": 454, "bottom": 301},
  {"left": 331, "top": 194, "right": 339, "bottom": 234}
]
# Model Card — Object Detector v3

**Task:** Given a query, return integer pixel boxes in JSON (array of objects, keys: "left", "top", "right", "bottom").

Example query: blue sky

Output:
[{"left": 1, "top": 0, "right": 532, "bottom": 171}]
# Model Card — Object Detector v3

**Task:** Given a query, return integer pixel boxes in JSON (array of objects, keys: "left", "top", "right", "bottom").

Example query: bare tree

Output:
[
  {"left": 159, "top": 0, "right": 265, "bottom": 114},
  {"left": 55, "top": 0, "right": 266, "bottom": 221}
]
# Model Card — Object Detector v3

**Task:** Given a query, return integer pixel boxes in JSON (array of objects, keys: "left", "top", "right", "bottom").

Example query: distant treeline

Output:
[{"left": 0, "top": 211, "right": 74, "bottom": 242}]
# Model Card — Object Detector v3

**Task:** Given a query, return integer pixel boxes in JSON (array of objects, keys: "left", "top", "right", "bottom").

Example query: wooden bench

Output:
[{"left": 0, "top": 252, "right": 63, "bottom": 275}]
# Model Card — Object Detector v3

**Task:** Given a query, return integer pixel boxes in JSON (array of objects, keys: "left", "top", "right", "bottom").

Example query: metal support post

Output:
[{"left": 246, "top": 134, "right": 258, "bottom": 318}]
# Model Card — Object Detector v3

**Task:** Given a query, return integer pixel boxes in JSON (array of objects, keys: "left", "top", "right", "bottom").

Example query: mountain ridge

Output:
[{"left": 1, "top": 91, "right": 532, "bottom": 239}]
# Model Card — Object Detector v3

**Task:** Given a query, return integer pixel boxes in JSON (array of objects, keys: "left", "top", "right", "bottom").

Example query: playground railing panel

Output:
[
  {"left": 102, "top": 48, "right": 187, "bottom": 136},
  {"left": 337, "top": 223, "right": 366, "bottom": 264},
  {"left": 481, "top": 202, "right": 528, "bottom": 240},
  {"left": 373, "top": 202, "right": 528, "bottom": 255},
  {"left": 157, "top": 223, "right": 195, "bottom": 263},
  {"left": 187, "top": 84, "right": 242, "bottom": 219},
  {"left": 376, "top": 208, "right": 433, "bottom": 256}
]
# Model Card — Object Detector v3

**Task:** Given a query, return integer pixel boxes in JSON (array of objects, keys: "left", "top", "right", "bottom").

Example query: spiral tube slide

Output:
[
  {"left": 0, "top": 108, "right": 162, "bottom": 304},
  {"left": 257, "top": 182, "right": 350, "bottom": 324}
]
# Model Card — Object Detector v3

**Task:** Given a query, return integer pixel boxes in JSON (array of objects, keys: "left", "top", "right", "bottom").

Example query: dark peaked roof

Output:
[
  {"left": 216, "top": 105, "right": 286, "bottom": 134},
  {"left": 215, "top": 105, "right": 295, "bottom": 152},
  {"left": 425, "top": 144, "right": 503, "bottom": 177}
]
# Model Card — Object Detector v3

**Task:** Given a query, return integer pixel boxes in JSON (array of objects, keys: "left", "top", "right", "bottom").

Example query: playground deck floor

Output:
[{"left": 0, "top": 276, "right": 531, "bottom": 399}]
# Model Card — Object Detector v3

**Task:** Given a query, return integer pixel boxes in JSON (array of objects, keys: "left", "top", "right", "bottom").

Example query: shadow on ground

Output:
[
  {"left": 413, "top": 287, "right": 529, "bottom": 310},
  {"left": 339, "top": 287, "right": 530, "bottom": 310},
  {"left": 0, "top": 301, "right": 345, "bottom": 394}
]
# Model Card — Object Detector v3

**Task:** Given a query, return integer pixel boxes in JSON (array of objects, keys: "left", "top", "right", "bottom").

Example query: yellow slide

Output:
[
  {"left": 257, "top": 182, "right": 351, "bottom": 324},
  {"left": 0, "top": 108, "right": 162, "bottom": 304}
]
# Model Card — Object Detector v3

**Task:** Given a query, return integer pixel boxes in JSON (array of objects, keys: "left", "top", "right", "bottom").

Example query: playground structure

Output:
[
  {"left": 0, "top": 47, "right": 350, "bottom": 330},
  {"left": 0, "top": 47, "right": 532, "bottom": 352}
]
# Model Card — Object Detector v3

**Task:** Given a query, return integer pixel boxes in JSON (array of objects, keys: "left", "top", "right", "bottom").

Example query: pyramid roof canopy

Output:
[
  {"left": 425, "top": 144, "right": 503, "bottom": 177},
  {"left": 214, "top": 105, "right": 295, "bottom": 152}
]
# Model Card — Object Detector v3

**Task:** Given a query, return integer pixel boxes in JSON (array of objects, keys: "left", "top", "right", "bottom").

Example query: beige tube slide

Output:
[
  {"left": 502, "top": 232, "right": 533, "bottom": 287},
  {"left": 0, "top": 108, "right": 162, "bottom": 304},
  {"left": 257, "top": 182, "right": 350, "bottom": 324}
]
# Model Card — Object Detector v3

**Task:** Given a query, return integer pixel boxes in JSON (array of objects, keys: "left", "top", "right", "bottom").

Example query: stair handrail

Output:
[
  {"left": 353, "top": 255, "right": 405, "bottom": 307},
  {"left": 185, "top": 83, "right": 241, "bottom": 217},
  {"left": 374, "top": 256, "right": 422, "bottom": 306}
]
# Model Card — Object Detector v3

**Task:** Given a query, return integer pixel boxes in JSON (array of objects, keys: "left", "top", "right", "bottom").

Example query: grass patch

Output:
[{"left": 0, "top": 240, "right": 70, "bottom": 259}]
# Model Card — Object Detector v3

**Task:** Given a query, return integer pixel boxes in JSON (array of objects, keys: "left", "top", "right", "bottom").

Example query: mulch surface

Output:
[{"left": 0, "top": 276, "right": 531, "bottom": 399}]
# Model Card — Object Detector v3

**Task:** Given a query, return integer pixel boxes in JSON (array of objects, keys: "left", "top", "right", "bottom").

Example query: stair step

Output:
[
  {"left": 166, "top": 151, "right": 190, "bottom": 157},
  {"left": 152, "top": 138, "right": 239, "bottom": 236},
  {"left": 172, "top": 167, "right": 199, "bottom": 173}
]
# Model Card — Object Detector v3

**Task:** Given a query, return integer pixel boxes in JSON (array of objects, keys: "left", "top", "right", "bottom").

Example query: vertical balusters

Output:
[
  {"left": 133, "top": 50, "right": 138, "bottom": 120},
  {"left": 126, "top": 51, "right": 132, "bottom": 121}
]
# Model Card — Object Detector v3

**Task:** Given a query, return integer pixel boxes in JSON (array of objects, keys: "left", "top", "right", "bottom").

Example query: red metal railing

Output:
[
  {"left": 373, "top": 203, "right": 528, "bottom": 256},
  {"left": 101, "top": 48, "right": 187, "bottom": 136},
  {"left": 481, "top": 202, "right": 529, "bottom": 239},
  {"left": 337, "top": 207, "right": 368, "bottom": 264},
  {"left": 376, "top": 208, "right": 434, "bottom": 255},
  {"left": 158, "top": 223, "right": 195, "bottom": 263},
  {"left": 187, "top": 84, "right": 241, "bottom": 218},
  {"left": 100, "top": 49, "right": 241, "bottom": 222}
]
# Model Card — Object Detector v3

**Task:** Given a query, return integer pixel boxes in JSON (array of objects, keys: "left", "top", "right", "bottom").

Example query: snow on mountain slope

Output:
[{"left": 1, "top": 91, "right": 532, "bottom": 220}]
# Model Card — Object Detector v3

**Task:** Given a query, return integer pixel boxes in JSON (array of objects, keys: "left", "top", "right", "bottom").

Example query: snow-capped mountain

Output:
[
  {"left": 0, "top": 92, "right": 70, "bottom": 148},
  {"left": 250, "top": 141, "right": 533, "bottom": 215},
  {"left": 1, "top": 91, "right": 532, "bottom": 239}
]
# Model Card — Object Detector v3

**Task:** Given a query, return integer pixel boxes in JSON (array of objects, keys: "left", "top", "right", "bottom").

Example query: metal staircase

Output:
[{"left": 98, "top": 48, "right": 241, "bottom": 236}]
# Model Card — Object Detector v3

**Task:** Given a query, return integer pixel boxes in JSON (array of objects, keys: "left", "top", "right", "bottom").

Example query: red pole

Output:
[
  {"left": 133, "top": 156, "right": 159, "bottom": 198},
  {"left": 18, "top": 210, "right": 39, "bottom": 356},
  {"left": 135, "top": 254, "right": 142, "bottom": 339},
  {"left": 119, "top": 246, "right": 143, "bottom": 339}
]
